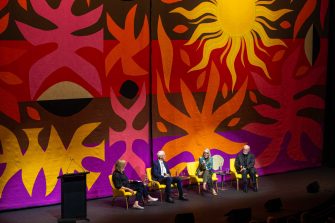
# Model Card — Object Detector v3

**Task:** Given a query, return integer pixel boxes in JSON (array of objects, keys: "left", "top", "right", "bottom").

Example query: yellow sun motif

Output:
[{"left": 171, "top": 0, "right": 291, "bottom": 86}]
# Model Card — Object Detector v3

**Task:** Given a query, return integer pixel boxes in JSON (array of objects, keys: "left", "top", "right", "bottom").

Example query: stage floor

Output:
[{"left": 1, "top": 167, "right": 335, "bottom": 223}]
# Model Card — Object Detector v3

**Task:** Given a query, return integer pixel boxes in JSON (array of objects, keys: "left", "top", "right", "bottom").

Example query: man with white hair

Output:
[
  {"left": 152, "top": 150, "right": 188, "bottom": 203},
  {"left": 234, "top": 144, "right": 257, "bottom": 192}
]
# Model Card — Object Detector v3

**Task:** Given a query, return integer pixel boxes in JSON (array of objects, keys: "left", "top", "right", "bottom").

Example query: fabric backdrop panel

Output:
[{"left": 0, "top": 0, "right": 330, "bottom": 210}]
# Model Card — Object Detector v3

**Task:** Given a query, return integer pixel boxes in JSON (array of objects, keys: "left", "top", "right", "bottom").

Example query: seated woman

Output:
[
  {"left": 112, "top": 160, "right": 158, "bottom": 209},
  {"left": 196, "top": 149, "right": 217, "bottom": 195}
]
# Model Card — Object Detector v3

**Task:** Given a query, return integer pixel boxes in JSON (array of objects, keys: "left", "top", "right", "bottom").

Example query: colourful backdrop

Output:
[{"left": 0, "top": 0, "right": 329, "bottom": 210}]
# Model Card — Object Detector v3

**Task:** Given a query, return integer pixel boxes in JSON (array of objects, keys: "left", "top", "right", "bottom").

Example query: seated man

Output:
[
  {"left": 234, "top": 144, "right": 257, "bottom": 192},
  {"left": 152, "top": 150, "right": 188, "bottom": 203}
]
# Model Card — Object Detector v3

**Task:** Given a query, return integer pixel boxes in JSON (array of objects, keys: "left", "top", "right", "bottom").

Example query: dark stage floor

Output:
[{"left": 1, "top": 167, "right": 335, "bottom": 223}]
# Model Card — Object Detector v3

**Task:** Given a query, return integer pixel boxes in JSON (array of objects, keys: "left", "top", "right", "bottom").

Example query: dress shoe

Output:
[
  {"left": 178, "top": 196, "right": 188, "bottom": 201},
  {"left": 165, "top": 197, "right": 174, "bottom": 203}
]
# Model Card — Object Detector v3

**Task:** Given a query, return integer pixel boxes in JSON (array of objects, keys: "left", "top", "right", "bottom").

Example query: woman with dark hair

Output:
[{"left": 112, "top": 160, "right": 158, "bottom": 209}]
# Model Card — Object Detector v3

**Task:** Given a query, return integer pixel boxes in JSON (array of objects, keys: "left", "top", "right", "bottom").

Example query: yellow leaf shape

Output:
[
  {"left": 0, "top": 123, "right": 104, "bottom": 197},
  {"left": 0, "top": 13, "right": 9, "bottom": 34},
  {"left": 197, "top": 71, "right": 206, "bottom": 90},
  {"left": 304, "top": 25, "right": 313, "bottom": 66},
  {"left": 249, "top": 91, "right": 258, "bottom": 104},
  {"left": 158, "top": 16, "right": 173, "bottom": 92},
  {"left": 0, "top": 72, "right": 23, "bottom": 85},
  {"left": 157, "top": 121, "right": 168, "bottom": 133}
]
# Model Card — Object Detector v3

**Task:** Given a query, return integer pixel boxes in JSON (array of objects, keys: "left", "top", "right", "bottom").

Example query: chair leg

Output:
[
  {"left": 236, "top": 179, "right": 239, "bottom": 191},
  {"left": 256, "top": 178, "right": 259, "bottom": 189},
  {"left": 198, "top": 183, "right": 201, "bottom": 194},
  {"left": 111, "top": 197, "right": 115, "bottom": 206},
  {"left": 125, "top": 197, "right": 129, "bottom": 210},
  {"left": 160, "top": 189, "right": 163, "bottom": 202},
  {"left": 215, "top": 181, "right": 218, "bottom": 191}
]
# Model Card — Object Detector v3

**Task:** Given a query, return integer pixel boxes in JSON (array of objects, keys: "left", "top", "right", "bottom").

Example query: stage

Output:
[{"left": 1, "top": 167, "right": 334, "bottom": 223}]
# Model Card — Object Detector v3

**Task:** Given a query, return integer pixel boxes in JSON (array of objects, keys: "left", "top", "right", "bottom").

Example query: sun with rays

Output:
[{"left": 171, "top": 0, "right": 291, "bottom": 86}]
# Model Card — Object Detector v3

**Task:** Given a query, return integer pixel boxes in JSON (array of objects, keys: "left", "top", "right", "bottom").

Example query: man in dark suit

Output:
[
  {"left": 234, "top": 145, "right": 257, "bottom": 193},
  {"left": 152, "top": 150, "right": 188, "bottom": 203}
]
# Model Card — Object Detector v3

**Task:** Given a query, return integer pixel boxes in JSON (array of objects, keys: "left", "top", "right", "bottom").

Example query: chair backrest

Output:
[
  {"left": 146, "top": 168, "right": 153, "bottom": 181},
  {"left": 186, "top": 161, "right": 199, "bottom": 176},
  {"left": 109, "top": 174, "right": 130, "bottom": 197},
  {"left": 230, "top": 158, "right": 237, "bottom": 174},
  {"left": 109, "top": 175, "right": 116, "bottom": 189}
]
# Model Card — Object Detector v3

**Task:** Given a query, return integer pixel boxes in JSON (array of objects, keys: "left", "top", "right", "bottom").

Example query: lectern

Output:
[{"left": 57, "top": 172, "right": 89, "bottom": 222}]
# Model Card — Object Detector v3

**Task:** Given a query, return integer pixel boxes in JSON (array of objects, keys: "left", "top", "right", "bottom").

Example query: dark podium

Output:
[{"left": 57, "top": 172, "right": 90, "bottom": 222}]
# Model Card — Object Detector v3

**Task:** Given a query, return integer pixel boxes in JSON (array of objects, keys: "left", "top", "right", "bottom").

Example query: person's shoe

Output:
[
  {"left": 165, "top": 197, "right": 174, "bottom": 203},
  {"left": 179, "top": 195, "right": 188, "bottom": 201},
  {"left": 133, "top": 204, "right": 144, "bottom": 210},
  {"left": 212, "top": 189, "right": 218, "bottom": 196},
  {"left": 148, "top": 197, "right": 159, "bottom": 202},
  {"left": 253, "top": 187, "right": 258, "bottom": 192}
]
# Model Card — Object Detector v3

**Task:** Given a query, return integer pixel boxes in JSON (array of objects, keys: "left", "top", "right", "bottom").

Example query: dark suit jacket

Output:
[
  {"left": 234, "top": 153, "right": 256, "bottom": 172},
  {"left": 152, "top": 160, "right": 171, "bottom": 181}
]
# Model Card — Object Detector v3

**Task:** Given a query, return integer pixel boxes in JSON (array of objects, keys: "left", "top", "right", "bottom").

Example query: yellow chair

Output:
[
  {"left": 145, "top": 168, "right": 166, "bottom": 202},
  {"left": 186, "top": 161, "right": 218, "bottom": 194},
  {"left": 108, "top": 175, "right": 137, "bottom": 210},
  {"left": 230, "top": 158, "right": 259, "bottom": 191}
]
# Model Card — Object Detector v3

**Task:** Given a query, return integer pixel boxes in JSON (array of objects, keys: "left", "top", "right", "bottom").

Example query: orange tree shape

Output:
[
  {"left": 105, "top": 4, "right": 149, "bottom": 76},
  {"left": 156, "top": 62, "right": 247, "bottom": 172}
]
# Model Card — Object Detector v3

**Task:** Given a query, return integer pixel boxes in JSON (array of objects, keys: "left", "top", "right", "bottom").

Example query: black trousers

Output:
[
  {"left": 158, "top": 176, "right": 183, "bottom": 198},
  {"left": 128, "top": 181, "right": 148, "bottom": 201},
  {"left": 241, "top": 168, "right": 257, "bottom": 188}
]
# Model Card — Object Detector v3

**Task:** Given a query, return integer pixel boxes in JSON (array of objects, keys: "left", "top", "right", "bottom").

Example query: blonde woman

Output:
[
  {"left": 112, "top": 160, "right": 158, "bottom": 209},
  {"left": 196, "top": 148, "right": 217, "bottom": 195}
]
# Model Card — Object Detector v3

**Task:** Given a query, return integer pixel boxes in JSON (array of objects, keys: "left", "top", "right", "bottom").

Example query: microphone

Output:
[{"left": 65, "top": 157, "right": 74, "bottom": 174}]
